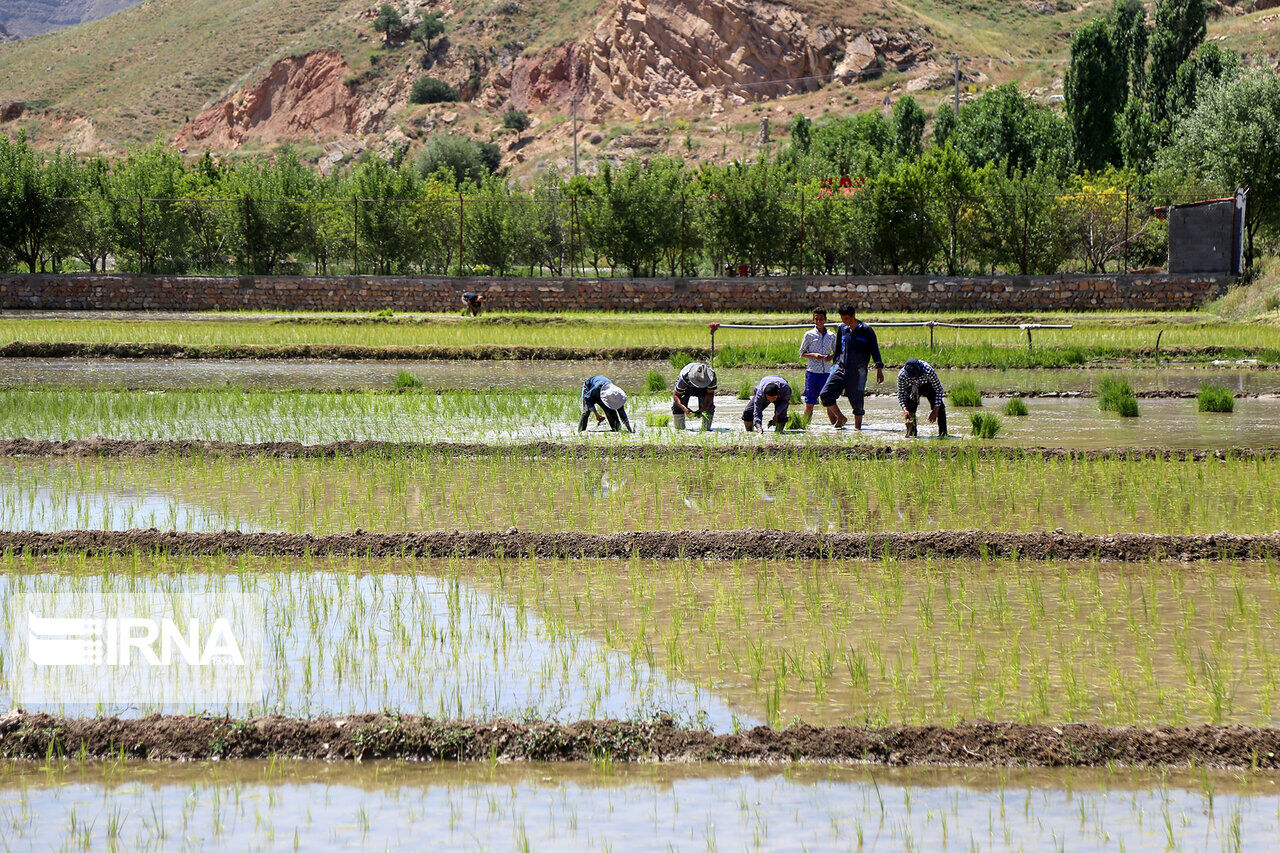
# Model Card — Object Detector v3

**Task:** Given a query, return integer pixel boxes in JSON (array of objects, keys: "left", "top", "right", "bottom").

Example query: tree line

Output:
[{"left": 0, "top": 0, "right": 1275, "bottom": 278}]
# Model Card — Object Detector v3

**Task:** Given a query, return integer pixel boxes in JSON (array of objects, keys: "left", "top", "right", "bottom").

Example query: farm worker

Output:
[
  {"left": 671, "top": 361, "right": 717, "bottom": 431},
  {"left": 578, "top": 375, "right": 633, "bottom": 433},
  {"left": 742, "top": 375, "right": 792, "bottom": 433},
  {"left": 898, "top": 358, "right": 948, "bottom": 438},
  {"left": 461, "top": 291, "right": 485, "bottom": 316},
  {"left": 819, "top": 303, "right": 885, "bottom": 430},
  {"left": 798, "top": 308, "right": 838, "bottom": 424}
]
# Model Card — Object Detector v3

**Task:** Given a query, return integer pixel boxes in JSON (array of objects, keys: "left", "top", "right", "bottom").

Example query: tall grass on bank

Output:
[
  {"left": 1197, "top": 384, "right": 1235, "bottom": 413},
  {"left": 1098, "top": 377, "right": 1140, "bottom": 417}
]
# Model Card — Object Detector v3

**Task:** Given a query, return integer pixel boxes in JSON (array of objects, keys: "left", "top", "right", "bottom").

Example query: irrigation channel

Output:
[{"left": 3, "top": 338, "right": 1280, "bottom": 848}]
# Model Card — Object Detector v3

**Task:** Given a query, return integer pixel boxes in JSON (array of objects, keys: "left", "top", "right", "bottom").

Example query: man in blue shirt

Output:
[
  {"left": 819, "top": 304, "right": 884, "bottom": 430},
  {"left": 578, "top": 375, "right": 632, "bottom": 432},
  {"left": 741, "top": 375, "right": 792, "bottom": 433}
]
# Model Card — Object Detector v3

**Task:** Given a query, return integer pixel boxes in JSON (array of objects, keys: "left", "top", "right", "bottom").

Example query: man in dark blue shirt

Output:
[
  {"left": 578, "top": 375, "right": 633, "bottom": 432},
  {"left": 819, "top": 304, "right": 884, "bottom": 430}
]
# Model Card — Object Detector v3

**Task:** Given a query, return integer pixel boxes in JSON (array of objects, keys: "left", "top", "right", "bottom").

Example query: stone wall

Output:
[{"left": 0, "top": 272, "right": 1232, "bottom": 313}]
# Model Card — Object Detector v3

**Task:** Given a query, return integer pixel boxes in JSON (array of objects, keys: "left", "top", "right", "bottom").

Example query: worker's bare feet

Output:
[
  {"left": 834, "top": 415, "right": 848, "bottom": 429},
  {"left": 854, "top": 415, "right": 863, "bottom": 430}
]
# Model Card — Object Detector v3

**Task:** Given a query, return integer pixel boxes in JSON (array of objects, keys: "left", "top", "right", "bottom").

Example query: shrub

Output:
[
  {"left": 645, "top": 413, "right": 672, "bottom": 428},
  {"left": 969, "top": 412, "right": 1002, "bottom": 438},
  {"left": 1098, "top": 376, "right": 1138, "bottom": 416},
  {"left": 668, "top": 351, "right": 694, "bottom": 370},
  {"left": 393, "top": 370, "right": 423, "bottom": 389},
  {"left": 645, "top": 369, "right": 666, "bottom": 393},
  {"left": 949, "top": 379, "right": 982, "bottom": 407},
  {"left": 410, "top": 76, "right": 458, "bottom": 104},
  {"left": 502, "top": 109, "right": 531, "bottom": 133},
  {"left": 1197, "top": 383, "right": 1235, "bottom": 413},
  {"left": 415, "top": 134, "right": 501, "bottom": 185},
  {"left": 1003, "top": 396, "right": 1029, "bottom": 416}
]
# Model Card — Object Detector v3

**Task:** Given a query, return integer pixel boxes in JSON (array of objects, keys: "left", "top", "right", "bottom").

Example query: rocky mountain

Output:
[{"left": 0, "top": 0, "right": 141, "bottom": 38}]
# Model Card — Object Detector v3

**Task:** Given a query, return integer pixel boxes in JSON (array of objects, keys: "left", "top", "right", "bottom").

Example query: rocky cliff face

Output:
[
  {"left": 176, "top": 51, "right": 382, "bottom": 152},
  {"left": 0, "top": 0, "right": 140, "bottom": 38}
]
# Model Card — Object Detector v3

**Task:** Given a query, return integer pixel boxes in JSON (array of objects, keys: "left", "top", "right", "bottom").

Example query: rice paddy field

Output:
[{"left": 1, "top": 308, "right": 1279, "bottom": 849}]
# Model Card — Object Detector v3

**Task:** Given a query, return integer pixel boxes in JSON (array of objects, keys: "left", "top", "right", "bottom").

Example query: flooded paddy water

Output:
[{"left": 2, "top": 760, "right": 1277, "bottom": 851}]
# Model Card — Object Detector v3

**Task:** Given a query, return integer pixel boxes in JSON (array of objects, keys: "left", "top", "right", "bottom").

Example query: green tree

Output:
[
  {"left": 931, "top": 105, "right": 956, "bottom": 148},
  {"left": 892, "top": 96, "right": 926, "bottom": 158},
  {"left": 975, "top": 163, "right": 1070, "bottom": 275},
  {"left": 410, "top": 76, "right": 458, "bottom": 104},
  {"left": 108, "top": 143, "right": 191, "bottom": 273},
  {"left": 415, "top": 134, "right": 500, "bottom": 186},
  {"left": 348, "top": 156, "right": 420, "bottom": 274},
  {"left": 1165, "top": 43, "right": 1239, "bottom": 120},
  {"left": 226, "top": 149, "right": 314, "bottom": 274},
  {"left": 373, "top": 4, "right": 404, "bottom": 47},
  {"left": 921, "top": 145, "right": 978, "bottom": 275},
  {"left": 0, "top": 134, "right": 79, "bottom": 273},
  {"left": 464, "top": 176, "right": 516, "bottom": 275},
  {"left": 502, "top": 108, "right": 530, "bottom": 133},
  {"left": 1147, "top": 0, "right": 1206, "bottom": 123},
  {"left": 1161, "top": 69, "right": 1280, "bottom": 267},
  {"left": 1109, "top": 0, "right": 1148, "bottom": 98},
  {"left": 806, "top": 112, "right": 893, "bottom": 178},
  {"left": 789, "top": 114, "right": 812, "bottom": 155},
  {"left": 64, "top": 156, "right": 115, "bottom": 272},
  {"left": 949, "top": 84, "right": 1071, "bottom": 176},
  {"left": 412, "top": 12, "right": 446, "bottom": 49},
  {"left": 866, "top": 158, "right": 935, "bottom": 274},
  {"left": 1065, "top": 18, "right": 1125, "bottom": 172}
]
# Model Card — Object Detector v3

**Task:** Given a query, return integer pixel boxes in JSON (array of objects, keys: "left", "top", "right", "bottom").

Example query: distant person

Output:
[
  {"left": 898, "top": 358, "right": 948, "bottom": 438},
  {"left": 578, "top": 375, "right": 632, "bottom": 433},
  {"left": 819, "top": 304, "right": 884, "bottom": 430},
  {"left": 461, "top": 291, "right": 485, "bottom": 316},
  {"left": 742, "top": 375, "right": 792, "bottom": 433},
  {"left": 798, "top": 308, "right": 837, "bottom": 424},
  {"left": 671, "top": 361, "right": 717, "bottom": 431}
]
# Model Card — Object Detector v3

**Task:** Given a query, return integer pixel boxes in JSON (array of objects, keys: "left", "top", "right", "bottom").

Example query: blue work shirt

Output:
[
  {"left": 581, "top": 375, "right": 612, "bottom": 406},
  {"left": 832, "top": 321, "right": 884, "bottom": 371}
]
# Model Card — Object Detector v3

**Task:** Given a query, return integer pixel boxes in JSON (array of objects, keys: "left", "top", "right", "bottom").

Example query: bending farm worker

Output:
[
  {"left": 898, "top": 358, "right": 948, "bottom": 438},
  {"left": 742, "top": 375, "right": 792, "bottom": 433},
  {"left": 578, "top": 375, "right": 633, "bottom": 433},
  {"left": 819, "top": 303, "right": 884, "bottom": 430},
  {"left": 461, "top": 291, "right": 485, "bottom": 316},
  {"left": 799, "top": 308, "right": 838, "bottom": 425},
  {"left": 671, "top": 361, "right": 717, "bottom": 431}
]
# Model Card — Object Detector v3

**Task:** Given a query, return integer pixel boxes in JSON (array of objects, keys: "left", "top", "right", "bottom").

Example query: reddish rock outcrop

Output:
[{"left": 176, "top": 50, "right": 369, "bottom": 151}]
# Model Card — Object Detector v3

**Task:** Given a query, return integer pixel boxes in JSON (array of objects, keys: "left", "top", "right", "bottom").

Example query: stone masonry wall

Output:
[{"left": 0, "top": 273, "right": 1232, "bottom": 313}]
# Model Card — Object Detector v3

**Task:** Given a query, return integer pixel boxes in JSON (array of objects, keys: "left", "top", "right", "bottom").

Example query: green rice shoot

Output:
[
  {"left": 949, "top": 380, "right": 982, "bottom": 408},
  {"left": 1003, "top": 396, "right": 1029, "bottom": 416},
  {"left": 969, "top": 412, "right": 1002, "bottom": 439},
  {"left": 1197, "top": 383, "right": 1235, "bottom": 413}
]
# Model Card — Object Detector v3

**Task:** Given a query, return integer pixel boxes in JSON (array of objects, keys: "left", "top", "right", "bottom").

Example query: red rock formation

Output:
[{"left": 176, "top": 51, "right": 368, "bottom": 151}]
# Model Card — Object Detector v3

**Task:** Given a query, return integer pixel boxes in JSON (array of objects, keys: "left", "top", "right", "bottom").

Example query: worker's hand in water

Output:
[{"left": 928, "top": 407, "right": 939, "bottom": 424}]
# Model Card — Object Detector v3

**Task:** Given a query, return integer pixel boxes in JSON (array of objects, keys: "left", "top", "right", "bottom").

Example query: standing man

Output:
[
  {"left": 897, "top": 358, "right": 948, "bottom": 437},
  {"left": 819, "top": 304, "right": 885, "bottom": 430},
  {"left": 742, "top": 375, "right": 792, "bottom": 433},
  {"left": 579, "top": 375, "right": 632, "bottom": 432},
  {"left": 799, "top": 308, "right": 837, "bottom": 424},
  {"left": 671, "top": 361, "right": 717, "bottom": 431}
]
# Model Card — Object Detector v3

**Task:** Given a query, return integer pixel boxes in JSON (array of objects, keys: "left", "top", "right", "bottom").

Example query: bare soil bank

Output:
[
  {"left": 0, "top": 341, "right": 1270, "bottom": 365},
  {"left": 3, "top": 712, "right": 1279, "bottom": 768},
  {"left": 0, "top": 528, "right": 1274, "bottom": 562},
  {"left": 1, "top": 437, "right": 1276, "bottom": 463}
]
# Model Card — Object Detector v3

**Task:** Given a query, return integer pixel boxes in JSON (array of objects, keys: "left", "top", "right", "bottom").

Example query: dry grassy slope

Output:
[
  {"left": 0, "top": 0, "right": 142, "bottom": 39},
  {"left": 0, "top": 0, "right": 1275, "bottom": 158}
]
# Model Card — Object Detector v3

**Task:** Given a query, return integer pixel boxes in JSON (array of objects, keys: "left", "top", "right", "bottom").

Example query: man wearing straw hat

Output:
[
  {"left": 578, "top": 375, "right": 633, "bottom": 433},
  {"left": 671, "top": 361, "right": 717, "bottom": 431}
]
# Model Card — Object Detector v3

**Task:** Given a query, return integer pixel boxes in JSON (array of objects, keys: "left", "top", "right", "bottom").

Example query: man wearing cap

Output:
[
  {"left": 820, "top": 304, "right": 885, "bottom": 430},
  {"left": 579, "top": 375, "right": 633, "bottom": 433},
  {"left": 897, "top": 358, "right": 947, "bottom": 438},
  {"left": 742, "top": 375, "right": 792, "bottom": 433},
  {"left": 671, "top": 361, "right": 717, "bottom": 431}
]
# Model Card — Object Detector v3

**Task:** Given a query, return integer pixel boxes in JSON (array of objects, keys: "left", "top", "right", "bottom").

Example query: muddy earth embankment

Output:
[
  {"left": 3, "top": 712, "right": 1279, "bottom": 768},
  {"left": 0, "top": 528, "right": 1275, "bottom": 562},
  {"left": 2, "top": 437, "right": 1277, "bottom": 462}
]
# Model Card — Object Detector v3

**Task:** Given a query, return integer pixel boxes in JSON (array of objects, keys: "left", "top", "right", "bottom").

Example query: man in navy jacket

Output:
[{"left": 819, "top": 304, "right": 885, "bottom": 430}]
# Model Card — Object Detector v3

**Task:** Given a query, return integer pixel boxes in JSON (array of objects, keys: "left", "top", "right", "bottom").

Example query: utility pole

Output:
[
  {"left": 953, "top": 55, "right": 960, "bottom": 115},
  {"left": 572, "top": 96, "right": 579, "bottom": 178}
]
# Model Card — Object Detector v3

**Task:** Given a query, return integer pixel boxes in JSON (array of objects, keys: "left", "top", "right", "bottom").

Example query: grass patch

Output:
[
  {"left": 949, "top": 380, "right": 983, "bottom": 408},
  {"left": 668, "top": 351, "right": 694, "bottom": 371},
  {"left": 1003, "top": 396, "right": 1029, "bottom": 416},
  {"left": 393, "top": 370, "right": 424, "bottom": 389},
  {"left": 969, "top": 412, "right": 1002, "bottom": 439},
  {"left": 737, "top": 380, "right": 753, "bottom": 400},
  {"left": 645, "top": 413, "right": 672, "bottom": 428},
  {"left": 1098, "top": 377, "right": 1139, "bottom": 417},
  {"left": 1197, "top": 383, "right": 1235, "bottom": 413},
  {"left": 644, "top": 370, "right": 667, "bottom": 393}
]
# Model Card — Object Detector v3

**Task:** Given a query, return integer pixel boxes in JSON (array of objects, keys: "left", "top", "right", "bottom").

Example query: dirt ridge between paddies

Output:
[
  {"left": 4, "top": 712, "right": 1280, "bottom": 769},
  {"left": 2, "top": 438, "right": 1277, "bottom": 463},
  {"left": 1, "top": 529, "right": 1276, "bottom": 562},
  {"left": 1, "top": 341, "right": 1275, "bottom": 366}
]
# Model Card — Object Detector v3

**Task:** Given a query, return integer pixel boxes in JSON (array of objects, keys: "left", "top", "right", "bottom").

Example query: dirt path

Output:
[
  {"left": 3, "top": 712, "right": 1278, "bottom": 768},
  {"left": 0, "top": 528, "right": 1274, "bottom": 561},
  {"left": 2, "top": 437, "right": 1277, "bottom": 462}
]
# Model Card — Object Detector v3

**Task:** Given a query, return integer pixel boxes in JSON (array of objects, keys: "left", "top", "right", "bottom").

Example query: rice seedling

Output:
[
  {"left": 1197, "top": 383, "right": 1235, "bottom": 413},
  {"left": 969, "top": 413, "right": 1002, "bottom": 439},
  {"left": 948, "top": 380, "right": 982, "bottom": 408},
  {"left": 1003, "top": 397, "right": 1028, "bottom": 417},
  {"left": 784, "top": 412, "right": 809, "bottom": 431},
  {"left": 1098, "top": 377, "right": 1140, "bottom": 417},
  {"left": 645, "top": 413, "right": 672, "bottom": 428},
  {"left": 737, "top": 381, "right": 753, "bottom": 400},
  {"left": 393, "top": 371, "right": 424, "bottom": 390},
  {"left": 645, "top": 370, "right": 667, "bottom": 393},
  {"left": 668, "top": 352, "right": 695, "bottom": 370}
]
